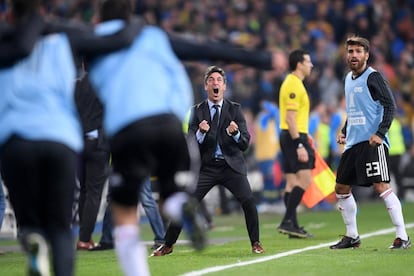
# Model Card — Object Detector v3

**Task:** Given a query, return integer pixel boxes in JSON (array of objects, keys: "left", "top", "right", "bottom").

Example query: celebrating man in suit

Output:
[{"left": 152, "top": 65, "right": 264, "bottom": 256}]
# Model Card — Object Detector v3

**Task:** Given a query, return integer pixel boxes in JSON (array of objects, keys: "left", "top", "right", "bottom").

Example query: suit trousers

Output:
[
  {"left": 78, "top": 138, "right": 110, "bottom": 242},
  {"left": 165, "top": 159, "right": 260, "bottom": 246}
]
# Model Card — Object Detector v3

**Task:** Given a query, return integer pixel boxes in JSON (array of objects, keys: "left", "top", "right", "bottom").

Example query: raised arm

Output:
[
  {"left": 168, "top": 33, "right": 274, "bottom": 70},
  {"left": 64, "top": 17, "right": 145, "bottom": 59},
  {"left": 0, "top": 13, "right": 45, "bottom": 66}
]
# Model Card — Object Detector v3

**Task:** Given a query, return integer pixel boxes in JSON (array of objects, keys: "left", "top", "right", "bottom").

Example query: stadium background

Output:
[{"left": 0, "top": 0, "right": 414, "bottom": 236}]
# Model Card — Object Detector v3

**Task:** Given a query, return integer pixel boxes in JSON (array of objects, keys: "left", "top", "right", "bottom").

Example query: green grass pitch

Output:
[{"left": 0, "top": 200, "right": 413, "bottom": 275}]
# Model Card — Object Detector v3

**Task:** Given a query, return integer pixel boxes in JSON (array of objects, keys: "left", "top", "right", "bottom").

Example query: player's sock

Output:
[
  {"left": 113, "top": 224, "right": 149, "bottom": 276},
  {"left": 336, "top": 193, "right": 359, "bottom": 238},
  {"left": 380, "top": 188, "right": 408, "bottom": 240}
]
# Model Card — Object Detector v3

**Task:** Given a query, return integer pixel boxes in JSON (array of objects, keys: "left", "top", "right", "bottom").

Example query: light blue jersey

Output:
[
  {"left": 89, "top": 20, "right": 193, "bottom": 137},
  {"left": 344, "top": 66, "right": 389, "bottom": 150},
  {"left": 0, "top": 33, "right": 83, "bottom": 152}
]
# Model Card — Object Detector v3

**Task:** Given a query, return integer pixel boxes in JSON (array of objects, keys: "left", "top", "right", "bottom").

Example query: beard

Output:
[{"left": 348, "top": 59, "right": 365, "bottom": 73}]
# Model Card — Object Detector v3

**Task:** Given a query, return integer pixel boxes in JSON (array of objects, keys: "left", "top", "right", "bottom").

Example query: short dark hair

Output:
[
  {"left": 97, "top": 0, "right": 133, "bottom": 22},
  {"left": 345, "top": 35, "right": 370, "bottom": 52},
  {"left": 288, "top": 49, "right": 310, "bottom": 72},
  {"left": 203, "top": 66, "right": 226, "bottom": 84}
]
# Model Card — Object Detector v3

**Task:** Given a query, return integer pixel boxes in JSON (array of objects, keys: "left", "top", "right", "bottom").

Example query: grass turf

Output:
[{"left": 0, "top": 200, "right": 413, "bottom": 275}]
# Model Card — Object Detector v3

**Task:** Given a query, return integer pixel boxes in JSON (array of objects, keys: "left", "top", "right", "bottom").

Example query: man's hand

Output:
[
  {"left": 337, "top": 133, "right": 346, "bottom": 144},
  {"left": 369, "top": 134, "right": 383, "bottom": 147},
  {"left": 199, "top": 120, "right": 210, "bottom": 134},
  {"left": 297, "top": 146, "right": 309, "bottom": 163},
  {"left": 226, "top": 121, "right": 239, "bottom": 136}
]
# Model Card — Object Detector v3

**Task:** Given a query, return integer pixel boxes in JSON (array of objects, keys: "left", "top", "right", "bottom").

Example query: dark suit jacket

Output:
[
  {"left": 75, "top": 73, "right": 109, "bottom": 151},
  {"left": 188, "top": 99, "right": 250, "bottom": 175}
]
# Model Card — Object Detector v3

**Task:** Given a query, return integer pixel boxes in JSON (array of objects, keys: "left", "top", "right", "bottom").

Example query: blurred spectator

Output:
[
  {"left": 229, "top": 67, "right": 258, "bottom": 111},
  {"left": 254, "top": 101, "right": 283, "bottom": 211},
  {"left": 388, "top": 118, "right": 407, "bottom": 199},
  {"left": 370, "top": 50, "right": 396, "bottom": 85},
  {"left": 309, "top": 103, "right": 331, "bottom": 161},
  {"left": 326, "top": 1, "right": 348, "bottom": 44},
  {"left": 390, "top": 55, "right": 414, "bottom": 133},
  {"left": 328, "top": 95, "right": 347, "bottom": 170},
  {"left": 318, "top": 63, "right": 342, "bottom": 111}
]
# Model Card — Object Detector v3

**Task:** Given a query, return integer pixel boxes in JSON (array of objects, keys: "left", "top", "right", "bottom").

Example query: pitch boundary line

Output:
[{"left": 182, "top": 223, "right": 414, "bottom": 276}]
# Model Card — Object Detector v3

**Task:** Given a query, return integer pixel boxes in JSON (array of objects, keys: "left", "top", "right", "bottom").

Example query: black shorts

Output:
[
  {"left": 109, "top": 114, "right": 191, "bottom": 206},
  {"left": 336, "top": 141, "right": 390, "bottom": 186},
  {"left": 279, "top": 130, "right": 315, "bottom": 173},
  {"left": 0, "top": 136, "right": 77, "bottom": 230}
]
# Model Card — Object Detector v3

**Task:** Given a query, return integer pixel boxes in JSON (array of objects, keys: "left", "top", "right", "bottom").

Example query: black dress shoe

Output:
[{"left": 89, "top": 243, "right": 114, "bottom": 251}]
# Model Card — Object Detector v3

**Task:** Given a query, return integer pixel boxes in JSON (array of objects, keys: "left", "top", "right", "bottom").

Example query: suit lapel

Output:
[
  {"left": 220, "top": 100, "right": 230, "bottom": 128},
  {"left": 201, "top": 101, "right": 211, "bottom": 123},
  {"left": 199, "top": 100, "right": 230, "bottom": 129}
]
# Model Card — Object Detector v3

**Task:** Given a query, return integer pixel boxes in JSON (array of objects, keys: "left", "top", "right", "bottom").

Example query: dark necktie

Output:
[
  {"left": 211, "top": 104, "right": 220, "bottom": 135},
  {"left": 210, "top": 104, "right": 220, "bottom": 146},
  {"left": 211, "top": 105, "right": 221, "bottom": 159}
]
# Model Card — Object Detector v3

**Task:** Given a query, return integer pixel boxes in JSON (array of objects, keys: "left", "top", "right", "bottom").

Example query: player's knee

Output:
[
  {"left": 373, "top": 182, "right": 391, "bottom": 194},
  {"left": 334, "top": 183, "right": 351, "bottom": 194}
]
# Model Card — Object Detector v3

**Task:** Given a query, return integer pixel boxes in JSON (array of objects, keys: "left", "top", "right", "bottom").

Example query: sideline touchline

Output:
[{"left": 182, "top": 223, "right": 414, "bottom": 276}]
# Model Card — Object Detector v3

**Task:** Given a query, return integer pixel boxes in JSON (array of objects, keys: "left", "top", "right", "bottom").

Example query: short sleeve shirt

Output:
[{"left": 279, "top": 73, "right": 310, "bottom": 134}]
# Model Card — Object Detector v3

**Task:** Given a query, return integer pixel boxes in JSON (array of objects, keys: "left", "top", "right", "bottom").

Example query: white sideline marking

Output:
[{"left": 182, "top": 223, "right": 414, "bottom": 276}]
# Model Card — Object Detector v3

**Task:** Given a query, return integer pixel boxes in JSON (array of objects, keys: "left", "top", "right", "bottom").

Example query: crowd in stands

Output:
[{"left": 1, "top": 0, "right": 413, "bottom": 201}]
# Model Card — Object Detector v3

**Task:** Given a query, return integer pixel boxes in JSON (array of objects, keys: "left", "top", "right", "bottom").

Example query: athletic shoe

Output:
[
  {"left": 277, "top": 220, "right": 309, "bottom": 238},
  {"left": 252, "top": 241, "right": 264, "bottom": 254},
  {"left": 150, "top": 245, "right": 173, "bottom": 257},
  {"left": 181, "top": 197, "right": 207, "bottom": 251},
  {"left": 329, "top": 236, "right": 361, "bottom": 249},
  {"left": 26, "top": 233, "right": 50, "bottom": 276},
  {"left": 288, "top": 227, "right": 314, "bottom": 239},
  {"left": 389, "top": 237, "right": 411, "bottom": 249}
]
